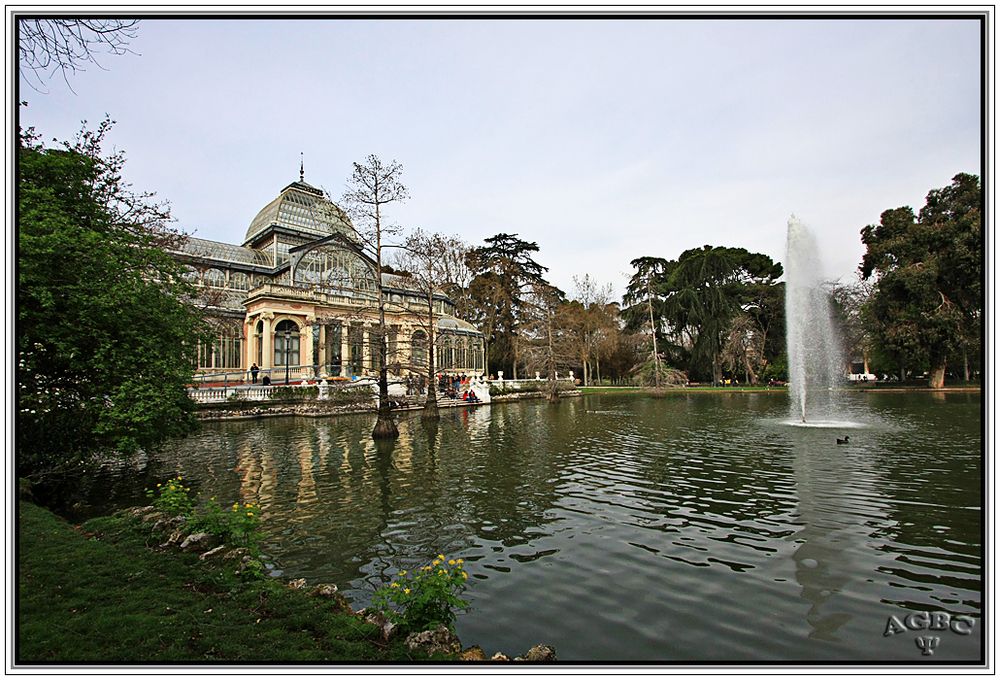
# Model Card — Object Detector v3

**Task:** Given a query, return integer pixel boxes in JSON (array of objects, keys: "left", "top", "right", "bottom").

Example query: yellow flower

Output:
[
  {"left": 156, "top": 484, "right": 161, "bottom": 488},
  {"left": 438, "top": 569, "right": 446, "bottom": 575},
  {"left": 422, "top": 566, "right": 432, "bottom": 572},
  {"left": 448, "top": 559, "right": 456, "bottom": 566},
  {"left": 456, "top": 559, "right": 464, "bottom": 565},
  {"left": 460, "top": 571, "right": 468, "bottom": 579},
  {"left": 232, "top": 503, "right": 239, "bottom": 511},
  {"left": 246, "top": 512, "right": 253, "bottom": 517},
  {"left": 437, "top": 554, "right": 445, "bottom": 561},
  {"left": 432, "top": 559, "right": 440, "bottom": 566},
  {"left": 390, "top": 582, "right": 400, "bottom": 589},
  {"left": 403, "top": 588, "right": 411, "bottom": 595},
  {"left": 398, "top": 570, "right": 407, "bottom": 576}
]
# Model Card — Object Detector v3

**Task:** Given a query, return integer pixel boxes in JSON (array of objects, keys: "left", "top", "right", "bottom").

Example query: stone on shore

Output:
[{"left": 405, "top": 625, "right": 462, "bottom": 657}]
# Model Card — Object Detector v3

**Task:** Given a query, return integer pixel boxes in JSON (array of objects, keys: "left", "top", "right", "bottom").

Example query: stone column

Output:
[
  {"left": 317, "top": 324, "right": 326, "bottom": 375},
  {"left": 298, "top": 326, "right": 310, "bottom": 381},
  {"left": 244, "top": 316, "right": 254, "bottom": 377},
  {"left": 361, "top": 325, "right": 371, "bottom": 376},
  {"left": 261, "top": 312, "right": 275, "bottom": 371},
  {"left": 341, "top": 322, "right": 351, "bottom": 378}
]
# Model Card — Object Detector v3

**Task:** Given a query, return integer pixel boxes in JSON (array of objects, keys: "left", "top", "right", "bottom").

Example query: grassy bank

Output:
[{"left": 16, "top": 502, "right": 432, "bottom": 663}]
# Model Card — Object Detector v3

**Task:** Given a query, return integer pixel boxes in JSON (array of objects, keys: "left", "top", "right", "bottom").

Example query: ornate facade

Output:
[{"left": 172, "top": 174, "right": 484, "bottom": 382}]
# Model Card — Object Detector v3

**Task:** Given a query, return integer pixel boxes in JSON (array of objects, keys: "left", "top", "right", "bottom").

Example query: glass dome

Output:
[{"left": 244, "top": 178, "right": 355, "bottom": 245}]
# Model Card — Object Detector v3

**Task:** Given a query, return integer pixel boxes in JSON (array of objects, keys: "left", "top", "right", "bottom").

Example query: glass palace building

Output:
[{"left": 171, "top": 173, "right": 485, "bottom": 382}]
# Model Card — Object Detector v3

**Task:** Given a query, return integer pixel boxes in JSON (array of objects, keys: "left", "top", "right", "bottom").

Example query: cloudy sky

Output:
[{"left": 18, "top": 14, "right": 983, "bottom": 299}]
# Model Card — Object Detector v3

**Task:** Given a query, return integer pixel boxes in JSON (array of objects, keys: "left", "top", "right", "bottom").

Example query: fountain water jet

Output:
[{"left": 785, "top": 216, "right": 846, "bottom": 425}]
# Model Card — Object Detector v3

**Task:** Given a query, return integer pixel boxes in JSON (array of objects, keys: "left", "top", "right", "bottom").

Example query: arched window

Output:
[
  {"left": 274, "top": 319, "right": 300, "bottom": 367},
  {"left": 411, "top": 330, "right": 427, "bottom": 369},
  {"left": 230, "top": 271, "right": 251, "bottom": 291},
  {"left": 255, "top": 320, "right": 263, "bottom": 365},
  {"left": 204, "top": 268, "right": 227, "bottom": 288},
  {"left": 197, "top": 319, "right": 244, "bottom": 370},
  {"left": 441, "top": 335, "right": 454, "bottom": 370}
]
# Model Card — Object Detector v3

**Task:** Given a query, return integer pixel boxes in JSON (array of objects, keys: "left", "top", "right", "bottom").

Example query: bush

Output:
[
  {"left": 145, "top": 477, "right": 194, "bottom": 516},
  {"left": 269, "top": 386, "right": 319, "bottom": 401},
  {"left": 328, "top": 385, "right": 375, "bottom": 405},
  {"left": 630, "top": 357, "right": 687, "bottom": 387},
  {"left": 371, "top": 554, "right": 470, "bottom": 632},
  {"left": 146, "top": 477, "right": 262, "bottom": 553},
  {"left": 185, "top": 499, "right": 262, "bottom": 549}
]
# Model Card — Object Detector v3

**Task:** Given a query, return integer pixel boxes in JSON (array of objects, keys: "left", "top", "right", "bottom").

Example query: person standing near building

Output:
[{"left": 250, "top": 363, "right": 259, "bottom": 384}]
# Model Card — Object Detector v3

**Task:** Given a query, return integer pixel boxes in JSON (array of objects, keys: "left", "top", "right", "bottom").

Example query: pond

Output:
[{"left": 47, "top": 391, "right": 982, "bottom": 662}]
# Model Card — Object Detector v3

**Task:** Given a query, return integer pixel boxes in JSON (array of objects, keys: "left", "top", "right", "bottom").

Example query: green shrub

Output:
[
  {"left": 186, "top": 498, "right": 262, "bottom": 549},
  {"left": 145, "top": 476, "right": 194, "bottom": 516},
  {"left": 371, "top": 554, "right": 470, "bottom": 633},
  {"left": 269, "top": 385, "right": 319, "bottom": 401},
  {"left": 328, "top": 385, "right": 375, "bottom": 405}
]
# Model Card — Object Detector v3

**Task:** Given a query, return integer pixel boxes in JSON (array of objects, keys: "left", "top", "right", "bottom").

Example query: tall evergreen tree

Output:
[{"left": 466, "top": 233, "right": 548, "bottom": 377}]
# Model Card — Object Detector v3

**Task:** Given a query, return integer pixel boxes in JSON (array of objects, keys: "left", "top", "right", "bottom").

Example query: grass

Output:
[{"left": 16, "top": 502, "right": 438, "bottom": 663}]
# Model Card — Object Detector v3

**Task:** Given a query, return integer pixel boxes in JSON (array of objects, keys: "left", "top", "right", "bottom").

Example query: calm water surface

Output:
[{"left": 56, "top": 391, "right": 982, "bottom": 662}]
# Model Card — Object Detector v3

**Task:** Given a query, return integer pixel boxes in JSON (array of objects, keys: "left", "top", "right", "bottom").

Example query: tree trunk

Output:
[
  {"left": 422, "top": 293, "right": 439, "bottom": 421},
  {"left": 596, "top": 357, "right": 601, "bottom": 386},
  {"left": 373, "top": 328, "right": 398, "bottom": 439},
  {"left": 963, "top": 350, "right": 970, "bottom": 382},
  {"left": 928, "top": 357, "right": 946, "bottom": 389},
  {"left": 371, "top": 204, "right": 398, "bottom": 441}
]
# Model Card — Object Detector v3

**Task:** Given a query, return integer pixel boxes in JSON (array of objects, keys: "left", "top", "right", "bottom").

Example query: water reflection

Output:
[{"left": 40, "top": 392, "right": 982, "bottom": 662}]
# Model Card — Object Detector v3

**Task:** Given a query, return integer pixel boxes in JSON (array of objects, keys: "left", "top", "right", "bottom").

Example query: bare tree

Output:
[
  {"left": 18, "top": 18, "right": 140, "bottom": 92},
  {"left": 571, "top": 274, "right": 615, "bottom": 386},
  {"left": 521, "top": 283, "right": 573, "bottom": 400},
  {"left": 391, "top": 229, "right": 453, "bottom": 420},
  {"left": 342, "top": 155, "right": 408, "bottom": 440},
  {"left": 721, "top": 312, "right": 765, "bottom": 384}
]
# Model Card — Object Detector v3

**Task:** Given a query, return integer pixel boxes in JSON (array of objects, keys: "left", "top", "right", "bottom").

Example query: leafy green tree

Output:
[
  {"left": 17, "top": 120, "right": 206, "bottom": 478},
  {"left": 626, "top": 247, "right": 782, "bottom": 383},
  {"left": 860, "top": 173, "right": 982, "bottom": 387},
  {"left": 466, "top": 233, "right": 549, "bottom": 378}
]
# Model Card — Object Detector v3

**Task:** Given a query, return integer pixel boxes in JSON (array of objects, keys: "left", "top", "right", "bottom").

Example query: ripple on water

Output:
[{"left": 55, "top": 392, "right": 982, "bottom": 661}]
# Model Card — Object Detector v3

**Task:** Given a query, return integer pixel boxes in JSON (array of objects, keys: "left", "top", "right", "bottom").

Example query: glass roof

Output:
[
  {"left": 177, "top": 237, "right": 273, "bottom": 267},
  {"left": 245, "top": 179, "right": 355, "bottom": 244}
]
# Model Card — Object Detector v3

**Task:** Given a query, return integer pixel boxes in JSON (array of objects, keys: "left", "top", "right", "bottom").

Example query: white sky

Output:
[{"left": 17, "top": 14, "right": 983, "bottom": 300}]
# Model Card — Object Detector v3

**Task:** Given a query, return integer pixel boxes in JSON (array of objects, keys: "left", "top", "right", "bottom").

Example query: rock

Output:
[
  {"left": 161, "top": 528, "right": 187, "bottom": 547},
  {"left": 179, "top": 532, "right": 221, "bottom": 553},
  {"left": 405, "top": 625, "right": 462, "bottom": 658},
  {"left": 142, "top": 510, "right": 169, "bottom": 524},
  {"left": 490, "top": 652, "right": 510, "bottom": 661},
  {"left": 221, "top": 547, "right": 249, "bottom": 562},
  {"left": 311, "top": 584, "right": 353, "bottom": 614},
  {"left": 522, "top": 644, "right": 557, "bottom": 661},
  {"left": 364, "top": 611, "right": 398, "bottom": 640},
  {"left": 287, "top": 578, "right": 307, "bottom": 589},
  {"left": 198, "top": 544, "right": 229, "bottom": 561},
  {"left": 151, "top": 516, "right": 185, "bottom": 533},
  {"left": 459, "top": 646, "right": 487, "bottom": 661},
  {"left": 121, "top": 506, "right": 156, "bottom": 519}
]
